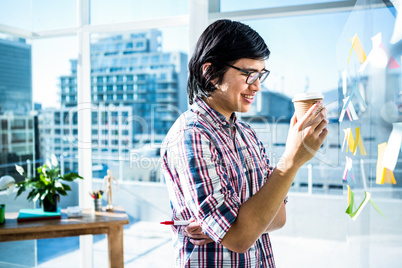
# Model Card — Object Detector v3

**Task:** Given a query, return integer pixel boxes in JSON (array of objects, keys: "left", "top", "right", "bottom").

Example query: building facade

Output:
[
  {"left": 39, "top": 30, "right": 188, "bottom": 178},
  {"left": 0, "top": 37, "right": 35, "bottom": 180},
  {"left": 60, "top": 30, "right": 187, "bottom": 142},
  {"left": 0, "top": 38, "right": 32, "bottom": 115},
  {"left": 39, "top": 105, "right": 133, "bottom": 173}
]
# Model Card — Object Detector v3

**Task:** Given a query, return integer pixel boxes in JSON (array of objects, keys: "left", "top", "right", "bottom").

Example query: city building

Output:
[
  {"left": 0, "top": 38, "right": 32, "bottom": 115},
  {"left": 60, "top": 30, "right": 187, "bottom": 142},
  {"left": 39, "top": 30, "right": 188, "bottom": 178},
  {"left": 39, "top": 105, "right": 133, "bottom": 173},
  {"left": 0, "top": 37, "right": 36, "bottom": 180}
]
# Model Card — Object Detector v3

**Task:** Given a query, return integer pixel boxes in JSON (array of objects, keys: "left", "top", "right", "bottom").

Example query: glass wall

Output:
[{"left": 236, "top": 2, "right": 401, "bottom": 267}]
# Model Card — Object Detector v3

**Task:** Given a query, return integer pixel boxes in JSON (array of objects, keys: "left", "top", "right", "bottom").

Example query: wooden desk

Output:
[{"left": 0, "top": 207, "right": 129, "bottom": 268}]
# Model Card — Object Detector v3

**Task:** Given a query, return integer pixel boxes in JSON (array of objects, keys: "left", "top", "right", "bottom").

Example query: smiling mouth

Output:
[{"left": 242, "top": 94, "right": 254, "bottom": 99}]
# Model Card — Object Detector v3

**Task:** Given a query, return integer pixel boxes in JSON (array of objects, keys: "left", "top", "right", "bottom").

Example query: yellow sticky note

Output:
[
  {"left": 347, "top": 128, "right": 355, "bottom": 153},
  {"left": 347, "top": 185, "right": 352, "bottom": 206},
  {"left": 376, "top": 142, "right": 396, "bottom": 184},
  {"left": 348, "top": 34, "right": 367, "bottom": 64},
  {"left": 353, "top": 127, "right": 366, "bottom": 155}
]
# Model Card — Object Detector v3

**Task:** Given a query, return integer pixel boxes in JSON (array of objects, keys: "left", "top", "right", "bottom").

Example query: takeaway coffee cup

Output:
[{"left": 292, "top": 92, "right": 324, "bottom": 121}]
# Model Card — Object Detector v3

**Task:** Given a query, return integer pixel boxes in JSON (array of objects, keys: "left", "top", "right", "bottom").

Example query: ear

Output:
[
  {"left": 202, "top": 63, "right": 212, "bottom": 77},
  {"left": 202, "top": 63, "right": 219, "bottom": 86}
]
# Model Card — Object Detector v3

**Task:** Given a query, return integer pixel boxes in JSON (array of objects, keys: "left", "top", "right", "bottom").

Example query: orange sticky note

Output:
[
  {"left": 353, "top": 127, "right": 366, "bottom": 155},
  {"left": 376, "top": 142, "right": 396, "bottom": 184},
  {"left": 348, "top": 34, "right": 367, "bottom": 64}
]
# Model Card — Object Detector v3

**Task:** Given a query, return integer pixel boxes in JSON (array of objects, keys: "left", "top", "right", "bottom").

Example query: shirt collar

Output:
[{"left": 192, "top": 96, "right": 237, "bottom": 128}]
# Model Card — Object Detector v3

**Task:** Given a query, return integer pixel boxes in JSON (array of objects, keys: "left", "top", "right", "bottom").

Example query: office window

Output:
[
  {"left": 0, "top": 0, "right": 76, "bottom": 31},
  {"left": 91, "top": 0, "right": 187, "bottom": 24},
  {"left": 220, "top": 0, "right": 348, "bottom": 12}
]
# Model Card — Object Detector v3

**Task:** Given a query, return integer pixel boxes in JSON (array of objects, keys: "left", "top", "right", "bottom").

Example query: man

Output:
[{"left": 161, "top": 19, "right": 328, "bottom": 267}]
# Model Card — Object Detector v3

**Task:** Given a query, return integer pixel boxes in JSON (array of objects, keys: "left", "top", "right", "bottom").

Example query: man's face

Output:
[{"left": 206, "top": 58, "right": 266, "bottom": 119}]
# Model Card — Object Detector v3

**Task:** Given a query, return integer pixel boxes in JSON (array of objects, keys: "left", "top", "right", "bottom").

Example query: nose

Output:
[{"left": 249, "top": 78, "right": 261, "bottom": 92}]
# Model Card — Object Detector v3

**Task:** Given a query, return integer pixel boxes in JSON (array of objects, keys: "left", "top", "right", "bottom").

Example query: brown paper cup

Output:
[{"left": 292, "top": 93, "right": 324, "bottom": 121}]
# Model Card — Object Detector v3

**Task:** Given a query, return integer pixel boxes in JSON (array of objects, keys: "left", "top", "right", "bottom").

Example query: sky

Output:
[{"left": 0, "top": 0, "right": 398, "bottom": 108}]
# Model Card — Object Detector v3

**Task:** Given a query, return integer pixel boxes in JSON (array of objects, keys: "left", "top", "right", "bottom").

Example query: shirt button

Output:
[{"left": 243, "top": 168, "right": 247, "bottom": 172}]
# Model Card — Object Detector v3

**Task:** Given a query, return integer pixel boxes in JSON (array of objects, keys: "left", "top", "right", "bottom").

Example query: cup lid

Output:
[{"left": 292, "top": 92, "right": 324, "bottom": 102}]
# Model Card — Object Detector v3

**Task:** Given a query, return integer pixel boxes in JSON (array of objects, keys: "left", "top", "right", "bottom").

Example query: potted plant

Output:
[{"left": 15, "top": 154, "right": 83, "bottom": 212}]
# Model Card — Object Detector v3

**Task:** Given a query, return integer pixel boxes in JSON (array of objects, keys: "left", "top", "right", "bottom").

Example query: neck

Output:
[{"left": 202, "top": 96, "right": 231, "bottom": 120}]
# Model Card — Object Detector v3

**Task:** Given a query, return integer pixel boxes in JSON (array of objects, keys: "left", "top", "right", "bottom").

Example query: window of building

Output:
[
  {"left": 92, "top": 112, "right": 98, "bottom": 125},
  {"left": 54, "top": 112, "right": 61, "bottom": 125}
]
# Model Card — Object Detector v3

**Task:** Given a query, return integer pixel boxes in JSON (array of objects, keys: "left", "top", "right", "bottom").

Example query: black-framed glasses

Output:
[{"left": 226, "top": 64, "right": 270, "bottom": 85}]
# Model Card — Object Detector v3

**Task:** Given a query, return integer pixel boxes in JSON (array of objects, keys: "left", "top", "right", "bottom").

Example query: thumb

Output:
[{"left": 290, "top": 114, "right": 297, "bottom": 126}]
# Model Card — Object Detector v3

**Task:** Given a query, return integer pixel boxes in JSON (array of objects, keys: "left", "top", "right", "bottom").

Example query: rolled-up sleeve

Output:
[{"left": 166, "top": 128, "right": 241, "bottom": 243}]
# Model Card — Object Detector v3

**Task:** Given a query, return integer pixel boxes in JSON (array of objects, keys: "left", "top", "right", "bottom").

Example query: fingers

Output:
[
  {"left": 299, "top": 101, "right": 322, "bottom": 123},
  {"left": 298, "top": 102, "right": 325, "bottom": 130},
  {"left": 182, "top": 220, "right": 214, "bottom": 246},
  {"left": 290, "top": 114, "right": 296, "bottom": 126},
  {"left": 183, "top": 222, "right": 207, "bottom": 239},
  {"left": 314, "top": 117, "right": 329, "bottom": 134},
  {"left": 182, "top": 228, "right": 214, "bottom": 246},
  {"left": 184, "top": 222, "right": 202, "bottom": 233},
  {"left": 318, "top": 126, "right": 329, "bottom": 143},
  {"left": 189, "top": 237, "right": 214, "bottom": 246},
  {"left": 183, "top": 230, "right": 209, "bottom": 239}
]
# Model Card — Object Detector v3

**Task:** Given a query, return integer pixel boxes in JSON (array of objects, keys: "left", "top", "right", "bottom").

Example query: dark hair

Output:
[{"left": 187, "top": 19, "right": 270, "bottom": 104}]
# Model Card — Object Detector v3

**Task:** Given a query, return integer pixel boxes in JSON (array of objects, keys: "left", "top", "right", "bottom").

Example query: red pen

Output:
[{"left": 160, "top": 220, "right": 191, "bottom": 225}]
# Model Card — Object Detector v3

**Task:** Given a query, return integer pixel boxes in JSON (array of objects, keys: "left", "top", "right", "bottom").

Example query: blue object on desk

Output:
[{"left": 17, "top": 208, "right": 61, "bottom": 222}]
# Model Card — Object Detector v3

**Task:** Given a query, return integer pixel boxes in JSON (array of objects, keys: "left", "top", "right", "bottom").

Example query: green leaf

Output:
[
  {"left": 33, "top": 193, "right": 40, "bottom": 202},
  {"left": 40, "top": 190, "right": 49, "bottom": 200},
  {"left": 15, "top": 186, "right": 25, "bottom": 197},
  {"left": 15, "top": 164, "right": 25, "bottom": 176},
  {"left": 62, "top": 172, "right": 83, "bottom": 181},
  {"left": 51, "top": 154, "right": 59, "bottom": 167},
  {"left": 57, "top": 189, "right": 68, "bottom": 196},
  {"left": 61, "top": 183, "right": 71, "bottom": 191},
  {"left": 27, "top": 191, "right": 37, "bottom": 201}
]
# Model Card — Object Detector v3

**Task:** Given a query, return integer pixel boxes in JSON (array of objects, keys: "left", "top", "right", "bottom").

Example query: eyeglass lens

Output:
[{"left": 247, "top": 71, "right": 269, "bottom": 84}]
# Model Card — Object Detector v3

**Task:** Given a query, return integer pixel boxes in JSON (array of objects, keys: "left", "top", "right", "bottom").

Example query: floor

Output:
[{"left": 1, "top": 220, "right": 402, "bottom": 268}]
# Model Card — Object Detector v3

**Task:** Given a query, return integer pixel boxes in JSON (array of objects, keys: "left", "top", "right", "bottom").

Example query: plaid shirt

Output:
[{"left": 161, "top": 97, "right": 275, "bottom": 268}]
